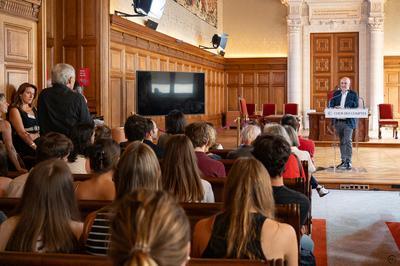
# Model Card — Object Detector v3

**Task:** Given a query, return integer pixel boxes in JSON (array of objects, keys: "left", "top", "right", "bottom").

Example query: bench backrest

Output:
[
  {"left": 0, "top": 198, "right": 300, "bottom": 246},
  {"left": 0, "top": 251, "right": 284, "bottom": 265}
]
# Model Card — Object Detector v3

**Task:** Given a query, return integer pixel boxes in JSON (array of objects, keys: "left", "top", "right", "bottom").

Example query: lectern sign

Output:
[{"left": 324, "top": 108, "right": 369, "bottom": 119}]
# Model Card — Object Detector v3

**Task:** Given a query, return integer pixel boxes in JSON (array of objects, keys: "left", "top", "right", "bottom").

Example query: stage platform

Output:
[{"left": 216, "top": 128, "right": 400, "bottom": 191}]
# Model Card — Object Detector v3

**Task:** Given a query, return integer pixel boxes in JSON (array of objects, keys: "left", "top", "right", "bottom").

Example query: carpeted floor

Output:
[{"left": 311, "top": 190, "right": 400, "bottom": 266}]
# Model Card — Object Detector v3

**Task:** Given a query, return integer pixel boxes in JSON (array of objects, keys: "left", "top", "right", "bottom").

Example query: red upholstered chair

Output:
[
  {"left": 284, "top": 103, "right": 298, "bottom": 115},
  {"left": 246, "top": 103, "right": 256, "bottom": 116},
  {"left": 378, "top": 104, "right": 398, "bottom": 139},
  {"left": 262, "top": 103, "right": 276, "bottom": 116},
  {"left": 238, "top": 97, "right": 260, "bottom": 125}
]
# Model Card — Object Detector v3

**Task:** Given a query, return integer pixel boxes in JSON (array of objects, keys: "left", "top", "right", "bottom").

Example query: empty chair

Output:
[
  {"left": 284, "top": 103, "right": 298, "bottom": 115},
  {"left": 378, "top": 104, "right": 398, "bottom": 139},
  {"left": 246, "top": 103, "right": 256, "bottom": 116},
  {"left": 262, "top": 103, "right": 276, "bottom": 116}
]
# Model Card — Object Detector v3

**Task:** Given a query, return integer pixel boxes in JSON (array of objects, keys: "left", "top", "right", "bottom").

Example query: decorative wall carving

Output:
[{"left": 0, "top": 0, "right": 41, "bottom": 21}]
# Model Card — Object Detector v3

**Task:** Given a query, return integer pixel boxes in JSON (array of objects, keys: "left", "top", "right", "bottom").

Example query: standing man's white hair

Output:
[{"left": 51, "top": 63, "right": 75, "bottom": 86}]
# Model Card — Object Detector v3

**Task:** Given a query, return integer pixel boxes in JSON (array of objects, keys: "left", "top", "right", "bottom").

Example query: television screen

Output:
[{"left": 137, "top": 71, "right": 205, "bottom": 116}]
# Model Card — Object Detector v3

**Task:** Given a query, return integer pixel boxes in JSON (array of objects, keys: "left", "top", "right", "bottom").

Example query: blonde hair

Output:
[
  {"left": 162, "top": 134, "right": 204, "bottom": 202},
  {"left": 109, "top": 190, "right": 190, "bottom": 266},
  {"left": 113, "top": 141, "right": 161, "bottom": 200},
  {"left": 224, "top": 158, "right": 275, "bottom": 259}
]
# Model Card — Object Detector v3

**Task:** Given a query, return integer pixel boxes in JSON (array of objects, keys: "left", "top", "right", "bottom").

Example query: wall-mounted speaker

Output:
[{"left": 145, "top": 19, "right": 158, "bottom": 30}]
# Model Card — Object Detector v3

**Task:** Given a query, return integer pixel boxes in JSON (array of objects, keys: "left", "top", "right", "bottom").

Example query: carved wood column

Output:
[
  {"left": 368, "top": 0, "right": 385, "bottom": 131},
  {"left": 284, "top": 0, "right": 303, "bottom": 111}
]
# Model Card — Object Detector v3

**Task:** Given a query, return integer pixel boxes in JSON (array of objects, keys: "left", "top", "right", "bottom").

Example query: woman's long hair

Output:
[
  {"left": 113, "top": 141, "right": 161, "bottom": 200},
  {"left": 11, "top": 82, "right": 38, "bottom": 109},
  {"left": 162, "top": 134, "right": 204, "bottom": 202},
  {"left": 224, "top": 158, "right": 275, "bottom": 259},
  {"left": 109, "top": 190, "right": 190, "bottom": 266},
  {"left": 5, "top": 159, "right": 80, "bottom": 252}
]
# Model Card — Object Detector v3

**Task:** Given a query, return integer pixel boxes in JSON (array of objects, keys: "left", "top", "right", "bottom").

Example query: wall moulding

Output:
[
  {"left": 0, "top": 0, "right": 41, "bottom": 21},
  {"left": 110, "top": 15, "right": 224, "bottom": 70}
]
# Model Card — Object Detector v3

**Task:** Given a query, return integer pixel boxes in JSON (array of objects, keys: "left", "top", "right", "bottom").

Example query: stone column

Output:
[
  {"left": 368, "top": 5, "right": 384, "bottom": 131},
  {"left": 287, "top": 18, "right": 302, "bottom": 108}
]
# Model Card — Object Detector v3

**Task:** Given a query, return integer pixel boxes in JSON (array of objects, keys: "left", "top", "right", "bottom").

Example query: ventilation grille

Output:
[{"left": 339, "top": 184, "right": 370, "bottom": 190}]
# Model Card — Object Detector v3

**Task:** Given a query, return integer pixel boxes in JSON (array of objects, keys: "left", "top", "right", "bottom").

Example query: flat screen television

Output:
[{"left": 137, "top": 71, "right": 205, "bottom": 116}]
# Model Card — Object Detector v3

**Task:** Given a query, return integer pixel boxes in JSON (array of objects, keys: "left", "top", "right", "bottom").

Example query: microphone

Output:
[{"left": 328, "top": 93, "right": 342, "bottom": 108}]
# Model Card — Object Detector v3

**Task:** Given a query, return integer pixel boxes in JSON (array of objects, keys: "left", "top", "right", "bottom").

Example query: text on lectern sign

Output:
[{"left": 324, "top": 108, "right": 369, "bottom": 119}]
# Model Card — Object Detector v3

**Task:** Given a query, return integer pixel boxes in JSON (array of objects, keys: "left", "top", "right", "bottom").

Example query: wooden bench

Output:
[
  {"left": 0, "top": 198, "right": 300, "bottom": 246},
  {"left": 0, "top": 251, "right": 284, "bottom": 266}
]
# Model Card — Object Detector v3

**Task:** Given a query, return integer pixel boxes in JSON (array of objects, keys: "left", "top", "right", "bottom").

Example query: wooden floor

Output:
[{"left": 216, "top": 128, "right": 400, "bottom": 191}]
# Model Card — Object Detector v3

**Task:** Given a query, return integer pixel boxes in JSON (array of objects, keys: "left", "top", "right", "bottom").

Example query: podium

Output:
[
  {"left": 323, "top": 108, "right": 369, "bottom": 170},
  {"left": 308, "top": 109, "right": 369, "bottom": 142},
  {"left": 324, "top": 108, "right": 368, "bottom": 119}
]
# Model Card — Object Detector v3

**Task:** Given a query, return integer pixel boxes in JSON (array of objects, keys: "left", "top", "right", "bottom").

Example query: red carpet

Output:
[
  {"left": 312, "top": 219, "right": 327, "bottom": 266},
  {"left": 386, "top": 222, "right": 400, "bottom": 251}
]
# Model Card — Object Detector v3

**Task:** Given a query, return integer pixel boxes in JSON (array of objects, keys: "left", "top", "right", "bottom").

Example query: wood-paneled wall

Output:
[
  {"left": 384, "top": 56, "right": 400, "bottom": 119},
  {"left": 46, "top": 0, "right": 108, "bottom": 114},
  {"left": 109, "top": 15, "right": 226, "bottom": 128},
  {"left": 224, "top": 58, "right": 287, "bottom": 114},
  {"left": 0, "top": 1, "right": 40, "bottom": 102}
]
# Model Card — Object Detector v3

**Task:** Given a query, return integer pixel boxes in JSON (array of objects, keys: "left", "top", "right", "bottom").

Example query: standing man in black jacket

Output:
[
  {"left": 329, "top": 77, "right": 359, "bottom": 170},
  {"left": 38, "top": 63, "right": 92, "bottom": 137}
]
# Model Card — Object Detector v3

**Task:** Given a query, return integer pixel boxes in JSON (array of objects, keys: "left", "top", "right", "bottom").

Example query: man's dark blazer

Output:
[{"left": 328, "top": 89, "right": 359, "bottom": 129}]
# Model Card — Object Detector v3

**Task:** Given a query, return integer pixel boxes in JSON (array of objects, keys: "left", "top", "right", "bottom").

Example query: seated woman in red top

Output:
[{"left": 192, "top": 157, "right": 297, "bottom": 265}]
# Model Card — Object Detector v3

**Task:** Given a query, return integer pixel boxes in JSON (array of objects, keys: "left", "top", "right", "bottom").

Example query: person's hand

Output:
[{"left": 29, "top": 133, "right": 40, "bottom": 140}]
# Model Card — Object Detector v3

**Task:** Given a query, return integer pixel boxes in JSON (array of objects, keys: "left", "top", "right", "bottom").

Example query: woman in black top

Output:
[
  {"left": 8, "top": 83, "right": 40, "bottom": 163},
  {"left": 192, "top": 158, "right": 298, "bottom": 265}
]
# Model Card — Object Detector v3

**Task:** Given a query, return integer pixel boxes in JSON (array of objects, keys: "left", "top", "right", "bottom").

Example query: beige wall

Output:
[
  {"left": 384, "top": 0, "right": 400, "bottom": 55},
  {"left": 110, "top": 0, "right": 222, "bottom": 49},
  {"left": 222, "top": 0, "right": 287, "bottom": 58}
]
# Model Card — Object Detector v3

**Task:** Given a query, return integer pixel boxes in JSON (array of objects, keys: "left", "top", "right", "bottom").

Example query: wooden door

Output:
[{"left": 311, "top": 32, "right": 359, "bottom": 111}]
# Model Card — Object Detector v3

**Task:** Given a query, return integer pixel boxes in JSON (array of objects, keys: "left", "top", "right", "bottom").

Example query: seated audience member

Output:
[
  {"left": 0, "top": 159, "right": 82, "bottom": 252},
  {"left": 205, "top": 122, "right": 223, "bottom": 160},
  {"left": 68, "top": 123, "right": 95, "bottom": 174},
  {"left": 83, "top": 141, "right": 161, "bottom": 256},
  {"left": 94, "top": 125, "right": 112, "bottom": 141},
  {"left": 7, "top": 132, "right": 73, "bottom": 198},
  {"left": 264, "top": 123, "right": 305, "bottom": 179},
  {"left": 109, "top": 190, "right": 190, "bottom": 266},
  {"left": 227, "top": 125, "right": 261, "bottom": 159},
  {"left": 0, "top": 143, "right": 11, "bottom": 197},
  {"left": 74, "top": 139, "right": 120, "bottom": 200},
  {"left": 252, "top": 134, "right": 313, "bottom": 251},
  {"left": 185, "top": 122, "right": 226, "bottom": 177},
  {"left": 162, "top": 135, "right": 214, "bottom": 203},
  {"left": 281, "top": 114, "right": 315, "bottom": 159},
  {"left": 192, "top": 158, "right": 297, "bottom": 265},
  {"left": 119, "top": 114, "right": 148, "bottom": 151},
  {"left": 0, "top": 93, "right": 27, "bottom": 173},
  {"left": 38, "top": 63, "right": 92, "bottom": 137},
  {"left": 157, "top": 109, "right": 186, "bottom": 149},
  {"left": 143, "top": 118, "right": 164, "bottom": 159},
  {"left": 8, "top": 83, "right": 40, "bottom": 165},
  {"left": 284, "top": 125, "right": 329, "bottom": 197}
]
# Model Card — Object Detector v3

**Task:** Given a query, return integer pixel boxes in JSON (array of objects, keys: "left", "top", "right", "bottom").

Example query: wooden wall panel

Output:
[
  {"left": 46, "top": 0, "right": 105, "bottom": 114},
  {"left": 109, "top": 15, "right": 225, "bottom": 128},
  {"left": 384, "top": 57, "right": 400, "bottom": 119},
  {"left": 0, "top": 12, "right": 37, "bottom": 101},
  {"left": 224, "top": 58, "right": 287, "bottom": 113}
]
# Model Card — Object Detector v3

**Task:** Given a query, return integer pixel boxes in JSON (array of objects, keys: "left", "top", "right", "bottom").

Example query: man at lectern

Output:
[{"left": 328, "top": 77, "right": 359, "bottom": 170}]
